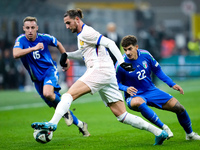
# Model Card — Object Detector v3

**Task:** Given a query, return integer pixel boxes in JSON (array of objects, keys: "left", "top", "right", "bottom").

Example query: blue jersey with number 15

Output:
[{"left": 13, "top": 33, "right": 58, "bottom": 81}]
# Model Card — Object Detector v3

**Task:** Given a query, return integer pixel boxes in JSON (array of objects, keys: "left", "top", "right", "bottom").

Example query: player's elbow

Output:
[
  {"left": 13, "top": 51, "right": 18, "bottom": 59},
  {"left": 13, "top": 52, "right": 20, "bottom": 59},
  {"left": 13, "top": 48, "right": 21, "bottom": 59},
  {"left": 107, "top": 40, "right": 116, "bottom": 49}
]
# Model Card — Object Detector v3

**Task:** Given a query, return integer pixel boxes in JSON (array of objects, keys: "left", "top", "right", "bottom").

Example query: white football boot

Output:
[
  {"left": 63, "top": 110, "right": 73, "bottom": 126},
  {"left": 186, "top": 132, "right": 200, "bottom": 140},
  {"left": 162, "top": 124, "right": 173, "bottom": 140},
  {"left": 79, "top": 122, "right": 90, "bottom": 137}
]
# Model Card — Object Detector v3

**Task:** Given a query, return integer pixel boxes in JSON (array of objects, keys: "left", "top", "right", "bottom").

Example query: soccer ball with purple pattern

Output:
[{"left": 33, "top": 129, "right": 53, "bottom": 143}]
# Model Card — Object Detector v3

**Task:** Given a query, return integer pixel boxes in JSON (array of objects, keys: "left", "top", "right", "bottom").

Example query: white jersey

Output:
[
  {"left": 76, "top": 24, "right": 123, "bottom": 104},
  {"left": 77, "top": 24, "right": 114, "bottom": 72}
]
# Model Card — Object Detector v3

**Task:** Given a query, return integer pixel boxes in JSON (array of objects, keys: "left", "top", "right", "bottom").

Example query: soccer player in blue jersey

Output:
[
  {"left": 13, "top": 16, "right": 90, "bottom": 136},
  {"left": 116, "top": 35, "right": 200, "bottom": 140}
]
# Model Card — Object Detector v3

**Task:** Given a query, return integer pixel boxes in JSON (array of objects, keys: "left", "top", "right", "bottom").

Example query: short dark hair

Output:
[
  {"left": 64, "top": 8, "right": 83, "bottom": 19},
  {"left": 121, "top": 35, "right": 138, "bottom": 47},
  {"left": 23, "top": 16, "right": 37, "bottom": 23}
]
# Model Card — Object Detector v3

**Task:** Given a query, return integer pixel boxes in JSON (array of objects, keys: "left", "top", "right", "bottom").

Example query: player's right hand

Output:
[
  {"left": 62, "top": 59, "right": 70, "bottom": 71},
  {"left": 60, "top": 52, "right": 68, "bottom": 67},
  {"left": 34, "top": 43, "right": 44, "bottom": 51}
]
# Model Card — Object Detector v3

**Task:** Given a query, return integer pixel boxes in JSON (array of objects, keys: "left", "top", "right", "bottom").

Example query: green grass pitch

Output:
[{"left": 0, "top": 79, "right": 200, "bottom": 150}]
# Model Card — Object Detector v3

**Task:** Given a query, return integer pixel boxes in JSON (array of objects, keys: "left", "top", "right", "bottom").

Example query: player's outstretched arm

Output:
[
  {"left": 172, "top": 84, "right": 184, "bottom": 95},
  {"left": 67, "top": 49, "right": 82, "bottom": 60}
]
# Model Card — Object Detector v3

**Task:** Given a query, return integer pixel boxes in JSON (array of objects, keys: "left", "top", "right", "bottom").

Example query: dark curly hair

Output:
[{"left": 121, "top": 35, "right": 138, "bottom": 47}]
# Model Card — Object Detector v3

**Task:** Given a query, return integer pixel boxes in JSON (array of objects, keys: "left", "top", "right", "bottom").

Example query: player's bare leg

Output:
[{"left": 163, "top": 97, "right": 200, "bottom": 140}]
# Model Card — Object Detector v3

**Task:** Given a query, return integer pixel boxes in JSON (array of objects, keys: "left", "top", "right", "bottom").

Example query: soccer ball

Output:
[{"left": 33, "top": 129, "right": 53, "bottom": 143}]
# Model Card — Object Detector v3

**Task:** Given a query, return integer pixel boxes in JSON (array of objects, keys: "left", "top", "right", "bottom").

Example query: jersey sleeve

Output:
[
  {"left": 81, "top": 26, "right": 102, "bottom": 45},
  {"left": 13, "top": 35, "right": 24, "bottom": 49},
  {"left": 42, "top": 34, "right": 57, "bottom": 47},
  {"left": 115, "top": 63, "right": 128, "bottom": 92},
  {"left": 149, "top": 53, "right": 176, "bottom": 87}
]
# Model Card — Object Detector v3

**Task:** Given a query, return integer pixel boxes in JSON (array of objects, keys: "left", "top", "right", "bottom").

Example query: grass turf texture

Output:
[{"left": 0, "top": 79, "right": 200, "bottom": 150}]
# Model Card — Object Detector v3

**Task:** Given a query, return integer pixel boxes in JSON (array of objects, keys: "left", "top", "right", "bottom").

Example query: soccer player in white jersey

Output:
[
  {"left": 13, "top": 16, "right": 90, "bottom": 136},
  {"left": 32, "top": 9, "right": 169, "bottom": 145},
  {"left": 116, "top": 35, "right": 200, "bottom": 141}
]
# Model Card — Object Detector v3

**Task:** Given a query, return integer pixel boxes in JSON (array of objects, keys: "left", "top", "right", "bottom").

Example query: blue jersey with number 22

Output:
[{"left": 115, "top": 49, "right": 175, "bottom": 100}]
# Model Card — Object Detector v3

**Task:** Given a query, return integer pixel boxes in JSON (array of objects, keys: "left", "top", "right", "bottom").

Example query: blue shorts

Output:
[
  {"left": 126, "top": 87, "right": 173, "bottom": 109},
  {"left": 34, "top": 69, "right": 61, "bottom": 107}
]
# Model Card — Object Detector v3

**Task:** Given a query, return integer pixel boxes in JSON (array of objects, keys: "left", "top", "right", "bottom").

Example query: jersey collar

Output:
[
  {"left": 77, "top": 24, "right": 85, "bottom": 36},
  {"left": 137, "top": 49, "right": 140, "bottom": 57}
]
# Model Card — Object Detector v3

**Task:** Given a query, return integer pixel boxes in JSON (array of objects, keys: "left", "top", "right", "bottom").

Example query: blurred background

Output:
[{"left": 0, "top": 0, "right": 200, "bottom": 91}]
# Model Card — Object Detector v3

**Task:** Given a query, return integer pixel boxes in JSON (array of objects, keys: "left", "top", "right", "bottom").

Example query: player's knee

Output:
[
  {"left": 43, "top": 92, "right": 54, "bottom": 101},
  {"left": 176, "top": 105, "right": 185, "bottom": 114},
  {"left": 173, "top": 102, "right": 185, "bottom": 114},
  {"left": 131, "top": 98, "right": 144, "bottom": 108}
]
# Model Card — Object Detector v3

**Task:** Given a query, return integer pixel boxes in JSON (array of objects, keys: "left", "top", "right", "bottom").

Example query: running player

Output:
[
  {"left": 115, "top": 35, "right": 200, "bottom": 140},
  {"left": 31, "top": 9, "right": 169, "bottom": 145},
  {"left": 13, "top": 16, "right": 90, "bottom": 137}
]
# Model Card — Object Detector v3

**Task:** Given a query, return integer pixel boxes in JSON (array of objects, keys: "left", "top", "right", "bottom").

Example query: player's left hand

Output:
[
  {"left": 120, "top": 62, "right": 135, "bottom": 72},
  {"left": 172, "top": 84, "right": 184, "bottom": 95},
  {"left": 127, "top": 86, "right": 138, "bottom": 96}
]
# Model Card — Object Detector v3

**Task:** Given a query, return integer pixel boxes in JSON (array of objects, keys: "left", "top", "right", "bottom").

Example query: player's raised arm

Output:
[{"left": 13, "top": 43, "right": 43, "bottom": 59}]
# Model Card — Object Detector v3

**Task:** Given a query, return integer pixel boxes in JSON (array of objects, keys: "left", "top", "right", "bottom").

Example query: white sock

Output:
[
  {"left": 162, "top": 124, "right": 168, "bottom": 129},
  {"left": 147, "top": 124, "right": 162, "bottom": 136},
  {"left": 117, "top": 112, "right": 162, "bottom": 136},
  {"left": 77, "top": 120, "right": 83, "bottom": 128},
  {"left": 49, "top": 93, "right": 73, "bottom": 125}
]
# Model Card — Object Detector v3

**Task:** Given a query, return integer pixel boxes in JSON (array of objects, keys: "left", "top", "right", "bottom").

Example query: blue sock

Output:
[
  {"left": 177, "top": 110, "right": 192, "bottom": 134},
  {"left": 52, "top": 94, "right": 61, "bottom": 107},
  {"left": 138, "top": 103, "right": 164, "bottom": 128},
  {"left": 69, "top": 110, "right": 79, "bottom": 125}
]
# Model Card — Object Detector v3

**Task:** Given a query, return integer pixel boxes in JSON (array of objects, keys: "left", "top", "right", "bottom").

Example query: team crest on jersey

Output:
[
  {"left": 79, "top": 40, "right": 84, "bottom": 46},
  {"left": 14, "top": 42, "right": 20, "bottom": 47},
  {"left": 142, "top": 61, "right": 148, "bottom": 69}
]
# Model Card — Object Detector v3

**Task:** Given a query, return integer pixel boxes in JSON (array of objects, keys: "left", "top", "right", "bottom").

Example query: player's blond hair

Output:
[{"left": 23, "top": 16, "right": 37, "bottom": 23}]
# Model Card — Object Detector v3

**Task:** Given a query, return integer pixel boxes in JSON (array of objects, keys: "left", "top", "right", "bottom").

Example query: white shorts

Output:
[{"left": 78, "top": 67, "right": 124, "bottom": 106}]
